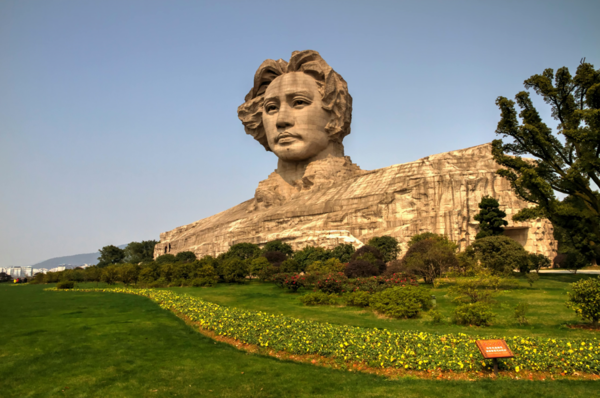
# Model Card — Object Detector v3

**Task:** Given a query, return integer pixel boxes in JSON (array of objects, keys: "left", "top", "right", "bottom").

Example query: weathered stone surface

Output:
[{"left": 154, "top": 143, "right": 557, "bottom": 260}]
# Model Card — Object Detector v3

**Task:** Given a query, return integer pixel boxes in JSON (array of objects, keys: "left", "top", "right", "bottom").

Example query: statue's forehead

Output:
[{"left": 264, "top": 72, "right": 319, "bottom": 98}]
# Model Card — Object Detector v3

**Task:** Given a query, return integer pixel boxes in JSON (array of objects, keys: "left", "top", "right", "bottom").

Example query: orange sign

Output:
[{"left": 476, "top": 339, "right": 514, "bottom": 359}]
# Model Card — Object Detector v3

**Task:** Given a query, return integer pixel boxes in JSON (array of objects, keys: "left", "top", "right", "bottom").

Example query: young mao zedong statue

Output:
[{"left": 237, "top": 50, "right": 363, "bottom": 207}]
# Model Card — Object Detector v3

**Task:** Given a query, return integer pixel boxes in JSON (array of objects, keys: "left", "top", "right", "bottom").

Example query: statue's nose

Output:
[{"left": 276, "top": 103, "right": 294, "bottom": 128}]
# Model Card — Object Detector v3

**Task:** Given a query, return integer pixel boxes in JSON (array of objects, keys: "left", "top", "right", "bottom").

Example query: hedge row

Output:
[{"left": 48, "top": 287, "right": 600, "bottom": 374}]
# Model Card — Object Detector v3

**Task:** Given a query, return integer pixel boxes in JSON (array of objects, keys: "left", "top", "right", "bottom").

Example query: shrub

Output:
[
  {"left": 293, "top": 246, "right": 332, "bottom": 271},
  {"left": 367, "top": 236, "right": 400, "bottom": 262},
  {"left": 383, "top": 260, "right": 403, "bottom": 276},
  {"left": 224, "top": 243, "right": 261, "bottom": 261},
  {"left": 175, "top": 251, "right": 197, "bottom": 263},
  {"left": 344, "top": 291, "right": 371, "bottom": 307},
  {"left": 400, "top": 238, "right": 458, "bottom": 284},
  {"left": 149, "top": 277, "right": 168, "bottom": 288},
  {"left": 56, "top": 281, "right": 75, "bottom": 289},
  {"left": 280, "top": 259, "right": 301, "bottom": 273},
  {"left": 429, "top": 309, "right": 443, "bottom": 323},
  {"left": 344, "top": 260, "right": 378, "bottom": 278},
  {"left": 221, "top": 258, "right": 248, "bottom": 283},
  {"left": 307, "top": 258, "right": 345, "bottom": 274},
  {"left": 191, "top": 277, "right": 217, "bottom": 287},
  {"left": 351, "top": 245, "right": 386, "bottom": 274},
  {"left": 526, "top": 272, "right": 539, "bottom": 287},
  {"left": 471, "top": 236, "right": 529, "bottom": 275},
  {"left": 453, "top": 302, "right": 495, "bottom": 326},
  {"left": 281, "top": 274, "right": 306, "bottom": 292},
  {"left": 262, "top": 240, "right": 294, "bottom": 257},
  {"left": 330, "top": 243, "right": 355, "bottom": 263},
  {"left": 299, "top": 291, "right": 337, "bottom": 306},
  {"left": 514, "top": 302, "right": 529, "bottom": 325},
  {"left": 350, "top": 274, "right": 417, "bottom": 293},
  {"left": 370, "top": 286, "right": 432, "bottom": 318},
  {"left": 155, "top": 254, "right": 177, "bottom": 265},
  {"left": 527, "top": 253, "right": 551, "bottom": 273},
  {"left": 257, "top": 265, "right": 279, "bottom": 282},
  {"left": 249, "top": 257, "right": 271, "bottom": 277},
  {"left": 567, "top": 276, "right": 600, "bottom": 325},
  {"left": 316, "top": 272, "right": 349, "bottom": 294},
  {"left": 138, "top": 267, "right": 157, "bottom": 284},
  {"left": 448, "top": 275, "right": 500, "bottom": 304},
  {"left": 263, "top": 251, "right": 287, "bottom": 267}
]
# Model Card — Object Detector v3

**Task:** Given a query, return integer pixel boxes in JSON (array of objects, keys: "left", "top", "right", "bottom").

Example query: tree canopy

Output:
[
  {"left": 367, "top": 236, "right": 400, "bottom": 262},
  {"left": 473, "top": 196, "right": 508, "bottom": 239},
  {"left": 97, "top": 245, "right": 125, "bottom": 268},
  {"left": 124, "top": 240, "right": 157, "bottom": 264},
  {"left": 492, "top": 60, "right": 600, "bottom": 264}
]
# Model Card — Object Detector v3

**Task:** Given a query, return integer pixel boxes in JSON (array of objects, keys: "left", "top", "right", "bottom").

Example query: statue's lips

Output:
[{"left": 276, "top": 133, "right": 301, "bottom": 144}]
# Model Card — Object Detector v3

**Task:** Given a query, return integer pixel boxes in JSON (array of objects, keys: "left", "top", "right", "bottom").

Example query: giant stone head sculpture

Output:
[{"left": 237, "top": 50, "right": 352, "bottom": 164}]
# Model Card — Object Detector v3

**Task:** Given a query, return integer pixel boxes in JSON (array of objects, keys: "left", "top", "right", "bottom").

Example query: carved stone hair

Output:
[{"left": 237, "top": 50, "right": 352, "bottom": 151}]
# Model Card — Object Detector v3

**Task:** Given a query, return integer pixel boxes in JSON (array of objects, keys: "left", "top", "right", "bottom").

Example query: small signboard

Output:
[{"left": 476, "top": 339, "right": 514, "bottom": 359}]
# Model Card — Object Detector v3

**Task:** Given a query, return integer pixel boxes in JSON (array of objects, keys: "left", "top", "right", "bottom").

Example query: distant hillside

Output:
[{"left": 29, "top": 244, "right": 128, "bottom": 269}]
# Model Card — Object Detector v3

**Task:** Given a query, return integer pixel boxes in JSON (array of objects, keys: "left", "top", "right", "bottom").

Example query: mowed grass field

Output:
[{"left": 0, "top": 276, "right": 598, "bottom": 398}]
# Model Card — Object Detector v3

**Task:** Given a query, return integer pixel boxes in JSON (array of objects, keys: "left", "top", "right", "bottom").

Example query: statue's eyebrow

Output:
[{"left": 284, "top": 90, "right": 313, "bottom": 98}]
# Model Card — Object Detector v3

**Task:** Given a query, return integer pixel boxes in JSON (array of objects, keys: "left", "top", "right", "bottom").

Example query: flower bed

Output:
[{"left": 48, "top": 287, "right": 600, "bottom": 374}]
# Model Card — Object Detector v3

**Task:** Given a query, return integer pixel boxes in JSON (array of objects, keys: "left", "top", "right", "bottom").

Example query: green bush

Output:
[
  {"left": 315, "top": 272, "right": 349, "bottom": 294},
  {"left": 452, "top": 302, "right": 496, "bottom": 326},
  {"left": 514, "top": 302, "right": 529, "bottom": 325},
  {"left": 191, "top": 277, "right": 217, "bottom": 287},
  {"left": 221, "top": 258, "right": 248, "bottom": 283},
  {"left": 56, "top": 281, "right": 75, "bottom": 289},
  {"left": 448, "top": 275, "right": 499, "bottom": 304},
  {"left": 369, "top": 286, "right": 432, "bottom": 318},
  {"left": 257, "top": 265, "right": 279, "bottom": 282},
  {"left": 344, "top": 291, "right": 371, "bottom": 307},
  {"left": 280, "top": 259, "right": 301, "bottom": 273},
  {"left": 471, "top": 235, "right": 529, "bottom": 275},
  {"left": 149, "top": 277, "right": 168, "bottom": 288},
  {"left": 567, "top": 276, "right": 600, "bottom": 324},
  {"left": 429, "top": 309, "right": 443, "bottom": 323},
  {"left": 249, "top": 257, "right": 271, "bottom": 277},
  {"left": 299, "top": 291, "right": 337, "bottom": 306}
]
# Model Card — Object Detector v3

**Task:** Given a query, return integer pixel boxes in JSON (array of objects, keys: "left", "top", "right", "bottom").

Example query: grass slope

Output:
[{"left": 0, "top": 282, "right": 598, "bottom": 397}]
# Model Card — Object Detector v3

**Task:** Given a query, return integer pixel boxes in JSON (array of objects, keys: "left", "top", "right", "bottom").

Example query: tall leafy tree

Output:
[
  {"left": 97, "top": 245, "right": 125, "bottom": 268},
  {"left": 124, "top": 240, "right": 157, "bottom": 263},
  {"left": 493, "top": 60, "right": 600, "bottom": 264},
  {"left": 367, "top": 236, "right": 400, "bottom": 262},
  {"left": 473, "top": 196, "right": 508, "bottom": 239}
]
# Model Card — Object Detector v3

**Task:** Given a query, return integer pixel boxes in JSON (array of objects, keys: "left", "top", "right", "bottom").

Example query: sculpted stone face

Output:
[{"left": 262, "top": 72, "right": 332, "bottom": 162}]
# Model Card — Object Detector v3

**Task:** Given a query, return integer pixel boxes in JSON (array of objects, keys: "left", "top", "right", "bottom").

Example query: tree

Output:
[
  {"left": 351, "top": 246, "right": 386, "bottom": 274},
  {"left": 473, "top": 196, "right": 508, "bottom": 239},
  {"left": 0, "top": 272, "right": 11, "bottom": 283},
  {"left": 567, "top": 276, "right": 600, "bottom": 325},
  {"left": 221, "top": 258, "right": 248, "bottom": 283},
  {"left": 330, "top": 243, "right": 355, "bottom": 263},
  {"left": 97, "top": 245, "right": 125, "bottom": 268},
  {"left": 293, "top": 246, "right": 331, "bottom": 270},
  {"left": 367, "top": 236, "right": 400, "bottom": 262},
  {"left": 262, "top": 240, "right": 294, "bottom": 257},
  {"left": 527, "top": 253, "right": 551, "bottom": 274},
  {"left": 471, "top": 236, "right": 529, "bottom": 275},
  {"left": 155, "top": 254, "right": 176, "bottom": 265},
  {"left": 100, "top": 265, "right": 119, "bottom": 284},
  {"left": 175, "top": 251, "right": 197, "bottom": 263},
  {"left": 492, "top": 60, "right": 600, "bottom": 265},
  {"left": 124, "top": 240, "right": 157, "bottom": 263},
  {"left": 400, "top": 238, "right": 458, "bottom": 284},
  {"left": 224, "top": 243, "right": 261, "bottom": 260},
  {"left": 119, "top": 263, "right": 141, "bottom": 286}
]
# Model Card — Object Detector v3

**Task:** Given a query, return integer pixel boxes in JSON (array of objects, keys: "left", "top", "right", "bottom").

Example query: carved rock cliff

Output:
[{"left": 154, "top": 144, "right": 557, "bottom": 259}]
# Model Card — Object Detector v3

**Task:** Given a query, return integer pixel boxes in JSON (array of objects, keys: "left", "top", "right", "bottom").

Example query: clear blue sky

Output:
[{"left": 1, "top": 0, "right": 598, "bottom": 267}]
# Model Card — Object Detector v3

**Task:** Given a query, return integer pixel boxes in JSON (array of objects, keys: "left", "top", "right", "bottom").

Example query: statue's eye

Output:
[
  {"left": 294, "top": 100, "right": 306, "bottom": 106},
  {"left": 266, "top": 104, "right": 278, "bottom": 113}
]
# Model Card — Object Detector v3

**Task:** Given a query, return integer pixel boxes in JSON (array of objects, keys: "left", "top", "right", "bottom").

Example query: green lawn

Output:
[
  {"left": 0, "top": 279, "right": 598, "bottom": 397},
  {"left": 172, "top": 274, "right": 597, "bottom": 339}
]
